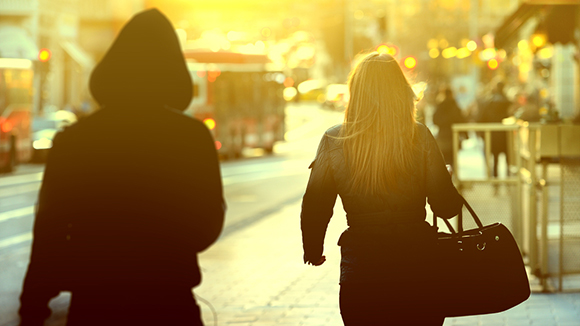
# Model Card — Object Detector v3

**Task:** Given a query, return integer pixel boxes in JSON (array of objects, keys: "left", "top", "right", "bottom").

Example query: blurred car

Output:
[
  {"left": 296, "top": 79, "right": 326, "bottom": 102},
  {"left": 322, "top": 84, "right": 349, "bottom": 111},
  {"left": 31, "top": 110, "right": 77, "bottom": 162}
]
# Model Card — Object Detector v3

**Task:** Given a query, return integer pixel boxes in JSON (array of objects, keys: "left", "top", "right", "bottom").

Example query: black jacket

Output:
[
  {"left": 19, "top": 9, "right": 225, "bottom": 324},
  {"left": 300, "top": 123, "right": 462, "bottom": 283}
]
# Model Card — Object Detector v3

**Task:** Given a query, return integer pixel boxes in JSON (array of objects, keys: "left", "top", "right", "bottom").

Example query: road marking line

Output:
[
  {"left": 0, "top": 183, "right": 41, "bottom": 198},
  {"left": 0, "top": 232, "right": 32, "bottom": 249},
  {"left": 0, "top": 172, "right": 43, "bottom": 187},
  {"left": 0, "top": 206, "right": 35, "bottom": 223}
]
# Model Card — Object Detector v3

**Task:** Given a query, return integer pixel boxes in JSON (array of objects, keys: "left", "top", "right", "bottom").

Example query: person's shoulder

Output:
[
  {"left": 415, "top": 121, "right": 429, "bottom": 134},
  {"left": 324, "top": 124, "right": 342, "bottom": 137},
  {"left": 162, "top": 108, "right": 210, "bottom": 132}
]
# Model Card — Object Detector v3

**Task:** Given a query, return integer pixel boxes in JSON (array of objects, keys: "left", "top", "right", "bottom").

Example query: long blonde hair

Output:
[{"left": 340, "top": 52, "right": 417, "bottom": 195}]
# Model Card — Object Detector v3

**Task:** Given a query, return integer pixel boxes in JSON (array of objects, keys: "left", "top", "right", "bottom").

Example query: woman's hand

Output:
[{"left": 309, "top": 255, "right": 326, "bottom": 266}]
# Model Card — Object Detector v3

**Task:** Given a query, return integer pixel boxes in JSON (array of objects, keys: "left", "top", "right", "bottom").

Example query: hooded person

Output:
[{"left": 18, "top": 9, "right": 225, "bottom": 326}]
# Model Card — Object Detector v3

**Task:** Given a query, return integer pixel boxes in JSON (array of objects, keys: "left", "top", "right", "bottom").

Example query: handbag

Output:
[{"left": 431, "top": 197, "right": 531, "bottom": 317}]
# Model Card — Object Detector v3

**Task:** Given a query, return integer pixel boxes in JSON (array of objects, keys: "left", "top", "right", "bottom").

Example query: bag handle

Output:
[{"left": 433, "top": 196, "right": 484, "bottom": 236}]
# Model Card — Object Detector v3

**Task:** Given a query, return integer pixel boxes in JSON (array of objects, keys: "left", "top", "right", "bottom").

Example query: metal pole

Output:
[
  {"left": 485, "top": 130, "right": 492, "bottom": 179},
  {"left": 541, "top": 161, "right": 549, "bottom": 291},
  {"left": 529, "top": 128, "right": 538, "bottom": 279},
  {"left": 516, "top": 128, "right": 523, "bottom": 249}
]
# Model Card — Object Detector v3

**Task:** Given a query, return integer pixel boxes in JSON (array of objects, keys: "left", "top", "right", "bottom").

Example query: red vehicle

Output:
[
  {"left": 184, "top": 51, "right": 286, "bottom": 158},
  {"left": 0, "top": 58, "right": 34, "bottom": 172}
]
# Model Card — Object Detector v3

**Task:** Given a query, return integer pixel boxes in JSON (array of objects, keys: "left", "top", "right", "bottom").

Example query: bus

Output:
[
  {"left": 0, "top": 58, "right": 34, "bottom": 172},
  {"left": 184, "top": 51, "right": 286, "bottom": 158}
]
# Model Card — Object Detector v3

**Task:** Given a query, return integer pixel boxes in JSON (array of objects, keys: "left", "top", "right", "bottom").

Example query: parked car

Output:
[{"left": 31, "top": 110, "right": 77, "bottom": 162}]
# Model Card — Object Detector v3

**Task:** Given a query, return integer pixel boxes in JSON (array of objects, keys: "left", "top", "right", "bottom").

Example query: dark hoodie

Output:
[{"left": 19, "top": 9, "right": 225, "bottom": 325}]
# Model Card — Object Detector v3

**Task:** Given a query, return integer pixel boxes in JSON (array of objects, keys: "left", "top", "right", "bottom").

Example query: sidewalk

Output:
[{"left": 194, "top": 198, "right": 580, "bottom": 326}]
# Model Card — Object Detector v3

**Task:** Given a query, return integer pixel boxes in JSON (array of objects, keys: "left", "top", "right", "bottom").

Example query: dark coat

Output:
[
  {"left": 433, "top": 97, "right": 465, "bottom": 162},
  {"left": 300, "top": 123, "right": 462, "bottom": 284},
  {"left": 19, "top": 9, "right": 225, "bottom": 325},
  {"left": 479, "top": 93, "right": 512, "bottom": 154}
]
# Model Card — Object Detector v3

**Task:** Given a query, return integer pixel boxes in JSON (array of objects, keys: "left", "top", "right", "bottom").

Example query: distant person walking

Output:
[
  {"left": 478, "top": 81, "right": 512, "bottom": 179},
  {"left": 433, "top": 87, "right": 466, "bottom": 165},
  {"left": 300, "top": 52, "right": 463, "bottom": 325},
  {"left": 19, "top": 9, "right": 225, "bottom": 326}
]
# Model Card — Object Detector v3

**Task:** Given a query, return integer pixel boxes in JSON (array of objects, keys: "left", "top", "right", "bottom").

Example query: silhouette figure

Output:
[
  {"left": 478, "top": 81, "right": 512, "bottom": 179},
  {"left": 18, "top": 9, "right": 225, "bottom": 326},
  {"left": 300, "top": 53, "right": 463, "bottom": 325},
  {"left": 433, "top": 87, "right": 466, "bottom": 165}
]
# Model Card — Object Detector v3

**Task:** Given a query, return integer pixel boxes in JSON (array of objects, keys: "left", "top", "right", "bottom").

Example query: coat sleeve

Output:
[
  {"left": 423, "top": 127, "right": 463, "bottom": 219},
  {"left": 300, "top": 133, "right": 338, "bottom": 264},
  {"left": 187, "top": 124, "right": 225, "bottom": 252},
  {"left": 19, "top": 133, "right": 66, "bottom": 326}
]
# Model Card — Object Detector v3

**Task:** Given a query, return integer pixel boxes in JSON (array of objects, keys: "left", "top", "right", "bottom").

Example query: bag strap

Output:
[{"left": 433, "top": 196, "right": 484, "bottom": 236}]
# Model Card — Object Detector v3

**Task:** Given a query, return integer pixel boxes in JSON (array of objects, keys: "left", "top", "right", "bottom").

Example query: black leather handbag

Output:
[{"left": 432, "top": 197, "right": 531, "bottom": 317}]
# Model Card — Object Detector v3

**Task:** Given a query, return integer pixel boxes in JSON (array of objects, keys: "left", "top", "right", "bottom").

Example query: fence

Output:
[{"left": 452, "top": 122, "right": 580, "bottom": 292}]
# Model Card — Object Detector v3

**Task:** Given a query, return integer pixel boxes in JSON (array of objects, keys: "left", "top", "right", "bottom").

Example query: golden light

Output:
[
  {"left": 439, "top": 39, "right": 449, "bottom": 48},
  {"left": 441, "top": 47, "right": 457, "bottom": 59},
  {"left": 38, "top": 48, "right": 51, "bottom": 62},
  {"left": 283, "top": 87, "right": 298, "bottom": 101},
  {"left": 456, "top": 47, "right": 471, "bottom": 59},
  {"left": 466, "top": 41, "right": 477, "bottom": 51},
  {"left": 537, "top": 47, "right": 553, "bottom": 59},
  {"left": 487, "top": 59, "right": 499, "bottom": 70},
  {"left": 403, "top": 56, "right": 417, "bottom": 69},
  {"left": 377, "top": 44, "right": 389, "bottom": 54},
  {"left": 540, "top": 88, "right": 549, "bottom": 99},
  {"left": 354, "top": 10, "right": 364, "bottom": 20},
  {"left": 203, "top": 118, "right": 216, "bottom": 130},
  {"left": 480, "top": 48, "right": 496, "bottom": 61},
  {"left": 427, "top": 39, "right": 439, "bottom": 49},
  {"left": 429, "top": 48, "right": 440, "bottom": 58},
  {"left": 532, "top": 34, "right": 546, "bottom": 48},
  {"left": 518, "top": 40, "right": 529, "bottom": 51}
]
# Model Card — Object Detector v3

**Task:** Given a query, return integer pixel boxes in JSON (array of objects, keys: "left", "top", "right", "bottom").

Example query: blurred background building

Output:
[{"left": 0, "top": 0, "right": 579, "bottom": 120}]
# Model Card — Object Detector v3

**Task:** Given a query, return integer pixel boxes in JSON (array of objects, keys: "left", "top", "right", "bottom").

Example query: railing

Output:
[{"left": 452, "top": 121, "right": 580, "bottom": 292}]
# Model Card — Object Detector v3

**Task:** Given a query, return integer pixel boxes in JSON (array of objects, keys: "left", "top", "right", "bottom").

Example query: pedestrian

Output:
[
  {"left": 478, "top": 81, "right": 513, "bottom": 180},
  {"left": 18, "top": 9, "right": 225, "bottom": 326},
  {"left": 300, "top": 52, "right": 463, "bottom": 325},
  {"left": 432, "top": 87, "right": 466, "bottom": 165}
]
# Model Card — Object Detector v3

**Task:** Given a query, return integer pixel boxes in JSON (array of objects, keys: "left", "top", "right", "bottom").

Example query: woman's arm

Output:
[
  {"left": 300, "top": 133, "right": 338, "bottom": 265},
  {"left": 424, "top": 127, "right": 463, "bottom": 218}
]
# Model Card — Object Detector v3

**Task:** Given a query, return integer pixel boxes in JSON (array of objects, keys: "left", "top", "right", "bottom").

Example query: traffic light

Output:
[
  {"left": 403, "top": 56, "right": 417, "bottom": 70},
  {"left": 38, "top": 48, "right": 51, "bottom": 62}
]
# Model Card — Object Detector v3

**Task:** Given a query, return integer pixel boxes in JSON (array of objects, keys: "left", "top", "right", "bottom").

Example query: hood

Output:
[{"left": 89, "top": 9, "right": 192, "bottom": 111}]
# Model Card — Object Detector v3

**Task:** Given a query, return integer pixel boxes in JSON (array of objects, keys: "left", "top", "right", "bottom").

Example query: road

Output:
[{"left": 0, "top": 103, "right": 343, "bottom": 326}]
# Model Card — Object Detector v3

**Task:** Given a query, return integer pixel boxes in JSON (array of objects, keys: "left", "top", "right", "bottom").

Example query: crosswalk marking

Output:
[
  {"left": 0, "top": 206, "right": 35, "bottom": 223},
  {"left": 0, "top": 232, "right": 32, "bottom": 249}
]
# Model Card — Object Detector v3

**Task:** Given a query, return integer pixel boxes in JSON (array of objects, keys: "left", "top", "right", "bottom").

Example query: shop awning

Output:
[
  {"left": 61, "top": 41, "right": 94, "bottom": 70},
  {"left": 494, "top": 3, "right": 544, "bottom": 49},
  {"left": 495, "top": 1, "right": 580, "bottom": 48}
]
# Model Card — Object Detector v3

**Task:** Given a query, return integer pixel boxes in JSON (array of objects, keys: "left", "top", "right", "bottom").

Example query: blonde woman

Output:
[{"left": 300, "top": 52, "right": 463, "bottom": 325}]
